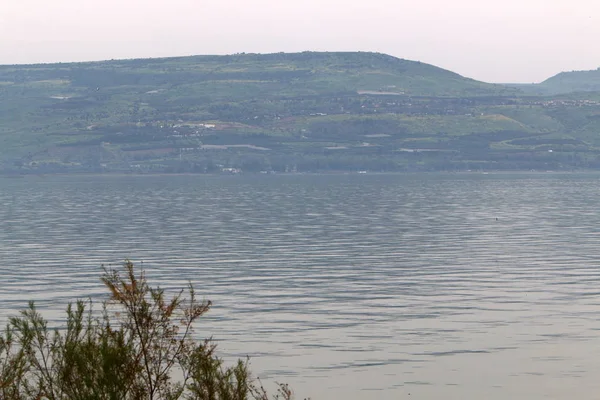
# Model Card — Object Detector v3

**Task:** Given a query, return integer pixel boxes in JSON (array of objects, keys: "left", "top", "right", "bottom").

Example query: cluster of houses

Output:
[{"left": 533, "top": 99, "right": 600, "bottom": 108}]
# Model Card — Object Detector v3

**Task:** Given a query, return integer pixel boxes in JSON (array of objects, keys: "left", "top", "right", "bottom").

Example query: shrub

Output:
[{"left": 0, "top": 261, "right": 302, "bottom": 400}]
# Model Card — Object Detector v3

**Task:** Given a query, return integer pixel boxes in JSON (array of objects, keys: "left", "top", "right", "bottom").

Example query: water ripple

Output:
[{"left": 2, "top": 173, "right": 600, "bottom": 399}]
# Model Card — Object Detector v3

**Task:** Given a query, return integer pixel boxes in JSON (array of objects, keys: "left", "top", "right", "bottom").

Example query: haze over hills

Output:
[{"left": 1, "top": 51, "right": 600, "bottom": 173}]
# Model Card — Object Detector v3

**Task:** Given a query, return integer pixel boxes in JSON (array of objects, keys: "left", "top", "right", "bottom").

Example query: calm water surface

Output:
[{"left": 2, "top": 173, "right": 600, "bottom": 399}]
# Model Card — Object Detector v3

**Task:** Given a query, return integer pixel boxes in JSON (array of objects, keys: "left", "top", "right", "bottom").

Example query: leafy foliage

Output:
[{"left": 0, "top": 261, "right": 304, "bottom": 400}]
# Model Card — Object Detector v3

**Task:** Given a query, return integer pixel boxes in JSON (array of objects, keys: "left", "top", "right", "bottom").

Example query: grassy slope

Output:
[
  {"left": 538, "top": 68, "right": 600, "bottom": 94},
  {"left": 1, "top": 52, "right": 600, "bottom": 172}
]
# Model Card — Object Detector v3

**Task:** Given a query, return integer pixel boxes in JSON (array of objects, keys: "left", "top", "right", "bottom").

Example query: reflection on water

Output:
[{"left": 2, "top": 173, "right": 600, "bottom": 399}]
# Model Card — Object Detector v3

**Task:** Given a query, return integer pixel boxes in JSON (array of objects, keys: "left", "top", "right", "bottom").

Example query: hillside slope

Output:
[
  {"left": 2, "top": 52, "right": 600, "bottom": 173},
  {"left": 0, "top": 52, "right": 511, "bottom": 98},
  {"left": 538, "top": 68, "right": 600, "bottom": 94}
]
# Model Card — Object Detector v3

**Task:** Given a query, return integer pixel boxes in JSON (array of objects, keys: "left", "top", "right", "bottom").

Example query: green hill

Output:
[
  {"left": 0, "top": 51, "right": 511, "bottom": 98},
  {"left": 538, "top": 68, "right": 600, "bottom": 94},
  {"left": 2, "top": 51, "right": 600, "bottom": 173}
]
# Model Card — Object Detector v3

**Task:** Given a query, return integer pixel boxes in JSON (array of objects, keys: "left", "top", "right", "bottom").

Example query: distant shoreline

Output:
[{"left": 0, "top": 169, "right": 595, "bottom": 179}]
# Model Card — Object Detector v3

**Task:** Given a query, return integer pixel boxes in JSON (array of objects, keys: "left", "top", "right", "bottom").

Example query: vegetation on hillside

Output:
[
  {"left": 0, "top": 261, "right": 302, "bottom": 400},
  {"left": 1, "top": 51, "right": 600, "bottom": 173},
  {"left": 538, "top": 68, "right": 600, "bottom": 94}
]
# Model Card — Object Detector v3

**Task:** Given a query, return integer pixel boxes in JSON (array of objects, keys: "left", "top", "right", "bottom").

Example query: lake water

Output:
[{"left": 2, "top": 172, "right": 600, "bottom": 399}]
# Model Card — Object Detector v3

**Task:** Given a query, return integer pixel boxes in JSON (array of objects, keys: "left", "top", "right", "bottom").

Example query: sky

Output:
[{"left": 1, "top": 0, "right": 599, "bottom": 83}]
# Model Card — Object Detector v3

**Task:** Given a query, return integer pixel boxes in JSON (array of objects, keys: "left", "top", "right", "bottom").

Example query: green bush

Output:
[{"left": 0, "top": 261, "right": 302, "bottom": 400}]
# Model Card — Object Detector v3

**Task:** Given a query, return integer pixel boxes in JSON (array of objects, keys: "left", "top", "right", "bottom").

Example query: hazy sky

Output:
[{"left": 2, "top": 0, "right": 599, "bottom": 83}]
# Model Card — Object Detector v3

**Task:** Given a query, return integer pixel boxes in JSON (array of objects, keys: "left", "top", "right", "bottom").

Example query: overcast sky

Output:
[{"left": 1, "top": 0, "right": 599, "bottom": 83}]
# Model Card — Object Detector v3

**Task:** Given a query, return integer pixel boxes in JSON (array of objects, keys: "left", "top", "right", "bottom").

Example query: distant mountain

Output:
[
  {"left": 2, "top": 51, "right": 600, "bottom": 173},
  {"left": 0, "top": 51, "right": 514, "bottom": 98},
  {"left": 538, "top": 68, "right": 600, "bottom": 94}
]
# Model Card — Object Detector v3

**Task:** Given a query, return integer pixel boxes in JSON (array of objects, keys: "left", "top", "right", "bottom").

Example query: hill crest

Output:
[{"left": 539, "top": 67, "right": 600, "bottom": 94}]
